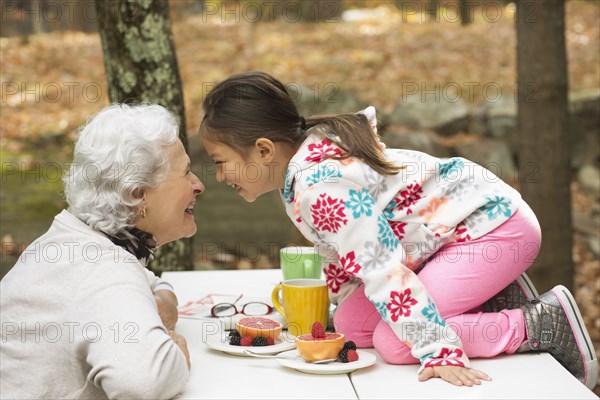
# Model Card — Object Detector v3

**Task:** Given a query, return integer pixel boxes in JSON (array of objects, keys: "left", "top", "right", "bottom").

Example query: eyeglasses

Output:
[{"left": 210, "top": 302, "right": 274, "bottom": 318}]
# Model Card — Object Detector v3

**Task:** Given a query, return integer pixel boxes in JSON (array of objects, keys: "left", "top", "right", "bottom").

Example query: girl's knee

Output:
[
  {"left": 372, "top": 321, "right": 419, "bottom": 365},
  {"left": 373, "top": 341, "right": 417, "bottom": 365},
  {"left": 334, "top": 309, "right": 380, "bottom": 348}
]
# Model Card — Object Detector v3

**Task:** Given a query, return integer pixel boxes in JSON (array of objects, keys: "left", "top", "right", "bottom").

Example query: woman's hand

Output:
[
  {"left": 169, "top": 330, "right": 191, "bottom": 370},
  {"left": 154, "top": 290, "right": 178, "bottom": 330},
  {"left": 419, "top": 365, "right": 491, "bottom": 387}
]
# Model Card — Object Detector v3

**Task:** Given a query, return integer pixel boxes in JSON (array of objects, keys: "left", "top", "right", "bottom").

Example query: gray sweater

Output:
[{"left": 0, "top": 210, "right": 189, "bottom": 399}]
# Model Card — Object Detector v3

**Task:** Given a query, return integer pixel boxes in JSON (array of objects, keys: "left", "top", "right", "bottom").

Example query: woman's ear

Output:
[
  {"left": 132, "top": 188, "right": 145, "bottom": 201},
  {"left": 254, "top": 138, "right": 276, "bottom": 162}
]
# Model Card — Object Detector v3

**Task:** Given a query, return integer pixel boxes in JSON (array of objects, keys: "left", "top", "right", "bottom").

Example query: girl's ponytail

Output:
[{"left": 305, "top": 114, "right": 402, "bottom": 176}]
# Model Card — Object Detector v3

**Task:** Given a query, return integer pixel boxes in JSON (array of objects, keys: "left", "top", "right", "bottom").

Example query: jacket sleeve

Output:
[
  {"left": 76, "top": 259, "right": 189, "bottom": 399},
  {"left": 298, "top": 178, "right": 469, "bottom": 372},
  {"left": 144, "top": 267, "right": 176, "bottom": 294}
]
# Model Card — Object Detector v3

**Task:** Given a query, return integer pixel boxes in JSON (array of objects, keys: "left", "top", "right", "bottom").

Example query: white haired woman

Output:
[{"left": 0, "top": 104, "right": 204, "bottom": 399}]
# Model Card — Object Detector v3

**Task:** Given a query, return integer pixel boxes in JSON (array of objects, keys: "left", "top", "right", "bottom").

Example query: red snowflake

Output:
[
  {"left": 395, "top": 182, "right": 423, "bottom": 215},
  {"left": 454, "top": 222, "right": 472, "bottom": 243},
  {"left": 386, "top": 288, "right": 418, "bottom": 322},
  {"left": 305, "top": 139, "right": 343, "bottom": 163},
  {"left": 339, "top": 251, "right": 362, "bottom": 276},
  {"left": 323, "top": 263, "right": 350, "bottom": 293},
  {"left": 424, "top": 348, "right": 465, "bottom": 367},
  {"left": 389, "top": 221, "right": 407, "bottom": 241},
  {"left": 310, "top": 193, "right": 348, "bottom": 233}
]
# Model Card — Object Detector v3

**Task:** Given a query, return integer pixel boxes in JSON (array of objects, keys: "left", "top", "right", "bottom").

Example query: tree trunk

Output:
[
  {"left": 516, "top": 0, "right": 572, "bottom": 292},
  {"left": 459, "top": 0, "right": 473, "bottom": 26},
  {"left": 97, "top": 0, "right": 193, "bottom": 275},
  {"left": 426, "top": 0, "right": 439, "bottom": 22}
]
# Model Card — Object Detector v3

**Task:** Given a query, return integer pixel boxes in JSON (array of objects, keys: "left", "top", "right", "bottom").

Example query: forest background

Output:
[{"left": 0, "top": 0, "right": 598, "bottom": 393}]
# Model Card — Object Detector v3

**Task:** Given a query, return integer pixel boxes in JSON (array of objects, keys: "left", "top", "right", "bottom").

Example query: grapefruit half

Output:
[
  {"left": 235, "top": 316, "right": 283, "bottom": 340},
  {"left": 296, "top": 332, "right": 345, "bottom": 362}
]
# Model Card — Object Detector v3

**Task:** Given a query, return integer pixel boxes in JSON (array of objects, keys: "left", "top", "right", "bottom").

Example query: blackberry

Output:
[
  {"left": 228, "top": 330, "right": 241, "bottom": 338},
  {"left": 343, "top": 341, "right": 357, "bottom": 351},
  {"left": 229, "top": 335, "right": 241, "bottom": 346},
  {"left": 338, "top": 348, "right": 350, "bottom": 363},
  {"left": 252, "top": 336, "right": 268, "bottom": 346}
]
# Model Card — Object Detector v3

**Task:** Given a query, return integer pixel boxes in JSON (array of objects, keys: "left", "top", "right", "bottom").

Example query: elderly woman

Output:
[{"left": 0, "top": 104, "right": 204, "bottom": 399}]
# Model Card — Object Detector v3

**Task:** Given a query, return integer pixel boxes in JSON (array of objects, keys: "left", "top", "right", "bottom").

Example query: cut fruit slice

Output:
[
  {"left": 235, "top": 317, "right": 283, "bottom": 340},
  {"left": 296, "top": 332, "right": 345, "bottom": 362}
]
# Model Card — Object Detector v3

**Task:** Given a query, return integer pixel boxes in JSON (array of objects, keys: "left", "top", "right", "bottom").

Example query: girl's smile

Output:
[{"left": 201, "top": 138, "right": 295, "bottom": 203}]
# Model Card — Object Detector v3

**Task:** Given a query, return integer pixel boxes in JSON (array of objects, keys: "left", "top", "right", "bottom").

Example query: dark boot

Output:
[
  {"left": 518, "top": 285, "right": 598, "bottom": 390},
  {"left": 482, "top": 272, "right": 539, "bottom": 312}
]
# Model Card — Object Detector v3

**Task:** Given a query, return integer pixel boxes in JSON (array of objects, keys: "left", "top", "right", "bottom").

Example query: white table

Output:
[{"left": 163, "top": 270, "right": 598, "bottom": 400}]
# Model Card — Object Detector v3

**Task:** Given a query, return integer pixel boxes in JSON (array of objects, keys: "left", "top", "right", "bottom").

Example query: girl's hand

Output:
[{"left": 419, "top": 365, "right": 491, "bottom": 387}]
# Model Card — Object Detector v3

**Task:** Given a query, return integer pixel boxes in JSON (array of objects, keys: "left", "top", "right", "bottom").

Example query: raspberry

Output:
[
  {"left": 347, "top": 349, "right": 359, "bottom": 362},
  {"left": 252, "top": 336, "right": 268, "bottom": 346},
  {"left": 338, "top": 348, "right": 359, "bottom": 363},
  {"left": 343, "top": 341, "right": 357, "bottom": 351},
  {"left": 311, "top": 321, "right": 326, "bottom": 339},
  {"left": 240, "top": 336, "right": 254, "bottom": 346},
  {"left": 229, "top": 335, "right": 241, "bottom": 346},
  {"left": 266, "top": 337, "right": 275, "bottom": 346}
]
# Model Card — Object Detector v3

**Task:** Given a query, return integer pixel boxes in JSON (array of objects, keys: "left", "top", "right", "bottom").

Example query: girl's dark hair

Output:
[{"left": 200, "top": 71, "right": 401, "bottom": 175}]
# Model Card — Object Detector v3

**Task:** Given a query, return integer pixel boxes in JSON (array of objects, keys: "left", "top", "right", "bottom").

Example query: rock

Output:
[
  {"left": 569, "top": 89, "right": 600, "bottom": 168},
  {"left": 288, "top": 84, "right": 368, "bottom": 117},
  {"left": 453, "top": 137, "right": 515, "bottom": 182},
  {"left": 588, "top": 237, "right": 600, "bottom": 257},
  {"left": 388, "top": 94, "right": 470, "bottom": 136},
  {"left": 467, "top": 89, "right": 600, "bottom": 167},
  {"left": 1, "top": 234, "right": 17, "bottom": 256},
  {"left": 487, "top": 95, "right": 517, "bottom": 141},
  {"left": 236, "top": 259, "right": 253, "bottom": 270},
  {"left": 382, "top": 126, "right": 452, "bottom": 158},
  {"left": 573, "top": 210, "right": 600, "bottom": 237},
  {"left": 254, "top": 254, "right": 274, "bottom": 269},
  {"left": 577, "top": 165, "right": 600, "bottom": 195}
]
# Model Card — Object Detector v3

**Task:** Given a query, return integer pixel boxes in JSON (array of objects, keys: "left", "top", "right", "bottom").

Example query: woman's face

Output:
[{"left": 136, "top": 139, "right": 204, "bottom": 245}]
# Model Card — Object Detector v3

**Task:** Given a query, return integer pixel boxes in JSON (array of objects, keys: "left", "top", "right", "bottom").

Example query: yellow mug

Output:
[{"left": 271, "top": 279, "right": 330, "bottom": 337}]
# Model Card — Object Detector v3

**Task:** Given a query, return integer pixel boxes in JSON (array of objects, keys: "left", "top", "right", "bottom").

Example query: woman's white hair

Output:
[{"left": 64, "top": 103, "right": 180, "bottom": 236}]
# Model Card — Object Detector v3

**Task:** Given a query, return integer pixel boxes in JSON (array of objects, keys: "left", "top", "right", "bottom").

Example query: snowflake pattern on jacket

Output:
[{"left": 279, "top": 107, "right": 522, "bottom": 373}]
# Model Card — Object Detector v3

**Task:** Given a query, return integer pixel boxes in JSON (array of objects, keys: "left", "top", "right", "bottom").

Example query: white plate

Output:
[
  {"left": 277, "top": 349, "right": 376, "bottom": 374},
  {"left": 205, "top": 332, "right": 297, "bottom": 356}
]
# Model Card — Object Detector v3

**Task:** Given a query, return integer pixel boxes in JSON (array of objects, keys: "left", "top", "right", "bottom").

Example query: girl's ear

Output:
[{"left": 254, "top": 138, "right": 276, "bottom": 161}]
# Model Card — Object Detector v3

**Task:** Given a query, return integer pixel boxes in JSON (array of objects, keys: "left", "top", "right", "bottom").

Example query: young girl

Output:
[{"left": 199, "top": 71, "right": 597, "bottom": 388}]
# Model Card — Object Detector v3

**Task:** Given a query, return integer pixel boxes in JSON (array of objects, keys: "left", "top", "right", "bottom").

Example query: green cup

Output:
[{"left": 280, "top": 246, "right": 323, "bottom": 280}]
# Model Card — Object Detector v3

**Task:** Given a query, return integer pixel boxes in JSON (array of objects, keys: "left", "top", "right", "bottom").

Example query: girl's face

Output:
[
  {"left": 202, "top": 138, "right": 283, "bottom": 203},
  {"left": 136, "top": 140, "right": 205, "bottom": 244}
]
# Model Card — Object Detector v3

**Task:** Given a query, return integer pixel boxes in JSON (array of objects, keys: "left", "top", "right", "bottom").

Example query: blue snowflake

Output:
[
  {"left": 345, "top": 188, "right": 375, "bottom": 219},
  {"left": 305, "top": 164, "right": 342, "bottom": 186},
  {"left": 383, "top": 198, "right": 399, "bottom": 219},
  {"left": 439, "top": 158, "right": 464, "bottom": 180},
  {"left": 478, "top": 195, "right": 512, "bottom": 220},
  {"left": 377, "top": 214, "right": 399, "bottom": 251},
  {"left": 368, "top": 296, "right": 389, "bottom": 322},
  {"left": 421, "top": 300, "right": 446, "bottom": 326}
]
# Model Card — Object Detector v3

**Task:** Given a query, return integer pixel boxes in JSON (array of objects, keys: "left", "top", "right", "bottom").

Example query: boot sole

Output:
[
  {"left": 516, "top": 272, "right": 539, "bottom": 301},
  {"left": 551, "top": 285, "right": 598, "bottom": 390}
]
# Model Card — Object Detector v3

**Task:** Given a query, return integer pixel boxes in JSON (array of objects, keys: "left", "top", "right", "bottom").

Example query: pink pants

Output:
[{"left": 333, "top": 201, "right": 542, "bottom": 364}]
